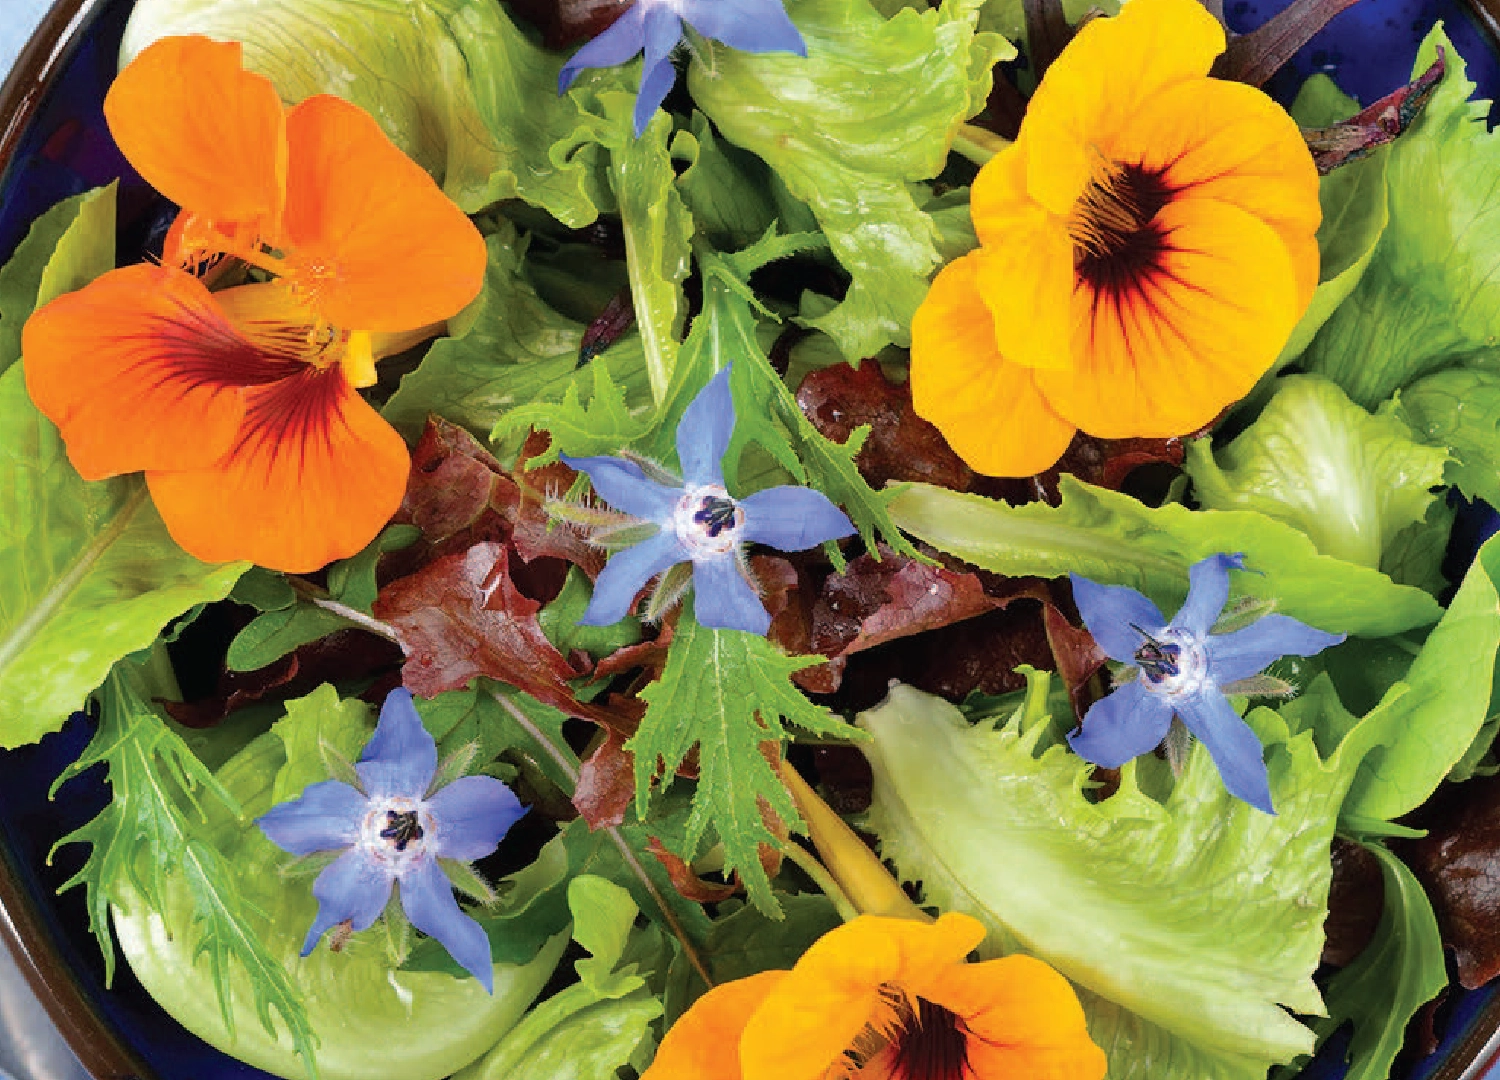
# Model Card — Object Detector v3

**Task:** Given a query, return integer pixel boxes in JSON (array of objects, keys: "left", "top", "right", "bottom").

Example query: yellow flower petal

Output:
[
  {"left": 972, "top": 219, "right": 1076, "bottom": 373},
  {"left": 739, "top": 914, "right": 984, "bottom": 1080},
  {"left": 1020, "top": 0, "right": 1226, "bottom": 215},
  {"left": 910, "top": 254, "right": 1077, "bottom": 477},
  {"left": 640, "top": 971, "right": 786, "bottom": 1080},
  {"left": 1038, "top": 196, "right": 1300, "bottom": 437}
]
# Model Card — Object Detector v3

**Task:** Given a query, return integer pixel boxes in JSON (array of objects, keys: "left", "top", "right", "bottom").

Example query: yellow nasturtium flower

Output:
[{"left": 911, "top": 0, "right": 1320, "bottom": 476}]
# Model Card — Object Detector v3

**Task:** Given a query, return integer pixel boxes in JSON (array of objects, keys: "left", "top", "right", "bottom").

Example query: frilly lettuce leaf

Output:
[
  {"left": 886, "top": 478, "right": 1441, "bottom": 638},
  {"left": 1271, "top": 78, "right": 1389, "bottom": 371},
  {"left": 112, "top": 685, "right": 566, "bottom": 1080},
  {"left": 859, "top": 679, "right": 1394, "bottom": 1073},
  {"left": 1185, "top": 375, "right": 1448, "bottom": 568},
  {"left": 689, "top": 0, "right": 1013, "bottom": 359},
  {"left": 1302, "top": 26, "right": 1500, "bottom": 406},
  {"left": 119, "top": 0, "right": 621, "bottom": 221}
]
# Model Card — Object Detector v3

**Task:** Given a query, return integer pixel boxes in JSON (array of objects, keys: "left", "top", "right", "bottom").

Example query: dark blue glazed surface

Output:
[{"left": 0, "top": 0, "right": 1498, "bottom": 1078}]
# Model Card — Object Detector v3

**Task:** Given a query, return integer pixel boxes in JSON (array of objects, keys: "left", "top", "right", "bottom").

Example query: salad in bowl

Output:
[{"left": 2, "top": 0, "right": 1500, "bottom": 1076}]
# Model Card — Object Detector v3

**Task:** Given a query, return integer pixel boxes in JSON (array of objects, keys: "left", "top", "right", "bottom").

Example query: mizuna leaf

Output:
[{"left": 631, "top": 598, "right": 856, "bottom": 915}]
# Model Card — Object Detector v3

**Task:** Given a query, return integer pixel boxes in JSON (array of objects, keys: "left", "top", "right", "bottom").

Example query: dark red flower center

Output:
[
  {"left": 890, "top": 997, "right": 970, "bottom": 1080},
  {"left": 1069, "top": 160, "right": 1174, "bottom": 298}
]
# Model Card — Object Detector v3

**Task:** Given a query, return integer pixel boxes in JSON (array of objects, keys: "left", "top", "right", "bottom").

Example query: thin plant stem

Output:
[
  {"left": 779, "top": 840, "right": 860, "bottom": 923},
  {"left": 488, "top": 688, "right": 715, "bottom": 989},
  {"left": 308, "top": 596, "right": 405, "bottom": 646},
  {"left": 952, "top": 122, "right": 1013, "bottom": 166}
]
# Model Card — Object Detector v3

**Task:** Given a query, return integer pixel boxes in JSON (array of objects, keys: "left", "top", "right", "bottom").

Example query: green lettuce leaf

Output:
[
  {"left": 1339, "top": 533, "right": 1500, "bottom": 824},
  {"left": 0, "top": 185, "right": 116, "bottom": 375},
  {"left": 671, "top": 113, "right": 779, "bottom": 251},
  {"left": 1270, "top": 78, "right": 1389, "bottom": 371},
  {"left": 886, "top": 478, "right": 1440, "bottom": 638},
  {"left": 860, "top": 681, "right": 1394, "bottom": 1071},
  {"left": 451, "top": 876, "right": 662, "bottom": 1080},
  {"left": 1302, "top": 27, "right": 1500, "bottom": 406},
  {"left": 690, "top": 0, "right": 1012, "bottom": 359},
  {"left": 112, "top": 684, "right": 567, "bottom": 1080},
  {"left": 1287, "top": 842, "right": 1445, "bottom": 1080},
  {"left": 0, "top": 187, "right": 246, "bottom": 748},
  {"left": 1400, "top": 366, "right": 1500, "bottom": 510},
  {"left": 1185, "top": 375, "right": 1448, "bottom": 568},
  {"left": 120, "top": 0, "right": 623, "bottom": 220}
]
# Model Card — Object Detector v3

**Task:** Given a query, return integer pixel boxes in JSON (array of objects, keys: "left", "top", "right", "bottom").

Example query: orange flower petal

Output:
[
  {"left": 910, "top": 253, "right": 1077, "bottom": 477},
  {"left": 20, "top": 264, "right": 295, "bottom": 481},
  {"left": 739, "top": 914, "right": 984, "bottom": 1080},
  {"left": 146, "top": 368, "right": 410, "bottom": 571},
  {"left": 1020, "top": 0, "right": 1225, "bottom": 215},
  {"left": 1038, "top": 197, "right": 1299, "bottom": 438},
  {"left": 1120, "top": 77, "right": 1322, "bottom": 309},
  {"left": 280, "top": 95, "right": 486, "bottom": 333},
  {"left": 105, "top": 36, "right": 285, "bottom": 232},
  {"left": 642, "top": 970, "right": 786, "bottom": 1080}
]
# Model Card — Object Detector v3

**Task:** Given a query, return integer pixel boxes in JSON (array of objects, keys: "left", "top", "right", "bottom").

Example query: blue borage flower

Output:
[
  {"left": 257, "top": 689, "right": 525, "bottom": 992},
  {"left": 1067, "top": 554, "right": 1345, "bottom": 814},
  {"left": 562, "top": 366, "right": 854, "bottom": 635},
  {"left": 557, "top": 0, "right": 807, "bottom": 137}
]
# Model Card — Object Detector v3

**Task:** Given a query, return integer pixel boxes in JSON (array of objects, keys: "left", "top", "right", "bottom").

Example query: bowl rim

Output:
[{"left": 0, "top": 1, "right": 156, "bottom": 1073}]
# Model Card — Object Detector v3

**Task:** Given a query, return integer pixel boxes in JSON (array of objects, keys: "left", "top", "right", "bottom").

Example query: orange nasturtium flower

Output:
[
  {"left": 911, "top": 0, "right": 1320, "bottom": 476},
  {"left": 643, "top": 913, "right": 1107, "bottom": 1080},
  {"left": 22, "top": 36, "right": 486, "bottom": 572}
]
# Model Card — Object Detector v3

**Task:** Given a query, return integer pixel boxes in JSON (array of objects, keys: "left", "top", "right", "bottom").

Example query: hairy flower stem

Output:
[
  {"left": 488, "top": 688, "right": 715, "bottom": 988},
  {"left": 780, "top": 761, "right": 931, "bottom": 923}
]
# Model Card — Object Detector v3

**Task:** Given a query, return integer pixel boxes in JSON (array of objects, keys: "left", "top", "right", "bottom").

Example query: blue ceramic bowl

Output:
[{"left": 2, "top": 1, "right": 1499, "bottom": 1077}]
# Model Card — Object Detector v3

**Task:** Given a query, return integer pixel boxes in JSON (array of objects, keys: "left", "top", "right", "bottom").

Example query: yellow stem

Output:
[
  {"left": 952, "top": 123, "right": 1013, "bottom": 167},
  {"left": 780, "top": 761, "right": 931, "bottom": 923}
]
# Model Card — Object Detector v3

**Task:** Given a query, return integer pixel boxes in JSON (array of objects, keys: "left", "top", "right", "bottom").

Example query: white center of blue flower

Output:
[
  {"left": 673, "top": 483, "right": 744, "bottom": 558},
  {"left": 1134, "top": 626, "right": 1208, "bottom": 697},
  {"left": 359, "top": 796, "right": 433, "bottom": 874}
]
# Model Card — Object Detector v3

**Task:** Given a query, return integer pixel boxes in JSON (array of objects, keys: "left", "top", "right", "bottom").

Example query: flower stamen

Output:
[
  {"left": 379, "top": 809, "right": 425, "bottom": 852},
  {"left": 1067, "top": 154, "right": 1173, "bottom": 294}
]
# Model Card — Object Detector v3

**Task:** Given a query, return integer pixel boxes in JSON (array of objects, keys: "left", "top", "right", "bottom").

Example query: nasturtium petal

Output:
[
  {"left": 646, "top": 972, "right": 784, "bottom": 1080},
  {"left": 281, "top": 94, "right": 486, "bottom": 333},
  {"left": 146, "top": 369, "right": 410, "bottom": 573},
  {"left": 105, "top": 34, "right": 285, "bottom": 231},
  {"left": 23, "top": 265, "right": 261, "bottom": 481},
  {"left": 1019, "top": 0, "right": 1223, "bottom": 215},
  {"left": 908, "top": 253, "right": 1076, "bottom": 477}
]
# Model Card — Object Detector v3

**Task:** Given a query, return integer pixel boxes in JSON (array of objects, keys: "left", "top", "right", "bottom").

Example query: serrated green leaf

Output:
[
  {"left": 1186, "top": 375, "right": 1448, "bottom": 568},
  {"left": 887, "top": 477, "right": 1440, "bottom": 638},
  {"left": 495, "top": 353, "right": 654, "bottom": 460},
  {"left": 1401, "top": 366, "right": 1500, "bottom": 510},
  {"left": 0, "top": 185, "right": 115, "bottom": 374},
  {"left": 568, "top": 875, "right": 640, "bottom": 992},
  {"left": 1281, "top": 842, "right": 1445, "bottom": 1080},
  {"left": 860, "top": 681, "right": 1394, "bottom": 1071},
  {"left": 385, "top": 225, "right": 651, "bottom": 441},
  {"left": 1303, "top": 27, "right": 1500, "bottom": 406},
  {"left": 0, "top": 364, "right": 247, "bottom": 748},
  {"left": 50, "top": 667, "right": 317, "bottom": 1072},
  {"left": 690, "top": 0, "right": 1012, "bottom": 359},
  {"left": 632, "top": 599, "right": 854, "bottom": 914}
]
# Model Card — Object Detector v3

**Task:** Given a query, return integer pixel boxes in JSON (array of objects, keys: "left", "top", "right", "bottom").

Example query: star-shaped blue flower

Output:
[
  {"left": 1067, "top": 554, "right": 1345, "bottom": 814},
  {"left": 562, "top": 366, "right": 854, "bottom": 635},
  {"left": 557, "top": 0, "right": 807, "bottom": 137},
  {"left": 257, "top": 688, "right": 525, "bottom": 992}
]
